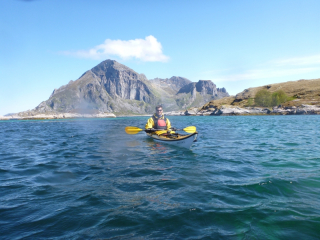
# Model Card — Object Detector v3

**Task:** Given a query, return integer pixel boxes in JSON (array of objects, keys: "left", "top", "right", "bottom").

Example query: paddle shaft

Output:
[{"left": 125, "top": 126, "right": 196, "bottom": 134}]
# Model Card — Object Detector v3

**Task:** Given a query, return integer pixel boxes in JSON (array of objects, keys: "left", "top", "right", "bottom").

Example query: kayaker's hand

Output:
[{"left": 145, "top": 128, "right": 154, "bottom": 133}]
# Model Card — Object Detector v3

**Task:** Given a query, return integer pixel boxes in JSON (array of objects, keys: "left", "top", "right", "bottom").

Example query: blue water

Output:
[{"left": 1, "top": 115, "right": 320, "bottom": 239}]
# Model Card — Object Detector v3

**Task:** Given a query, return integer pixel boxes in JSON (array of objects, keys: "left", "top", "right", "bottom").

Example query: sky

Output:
[{"left": 1, "top": 0, "right": 320, "bottom": 115}]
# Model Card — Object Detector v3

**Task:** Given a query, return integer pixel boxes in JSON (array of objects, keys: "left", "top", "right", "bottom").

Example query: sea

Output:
[{"left": 1, "top": 115, "right": 320, "bottom": 239}]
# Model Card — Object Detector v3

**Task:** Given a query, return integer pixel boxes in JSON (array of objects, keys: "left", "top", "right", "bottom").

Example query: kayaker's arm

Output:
[
  {"left": 166, "top": 118, "right": 172, "bottom": 130},
  {"left": 145, "top": 117, "right": 155, "bottom": 129},
  {"left": 166, "top": 119, "right": 175, "bottom": 134}
]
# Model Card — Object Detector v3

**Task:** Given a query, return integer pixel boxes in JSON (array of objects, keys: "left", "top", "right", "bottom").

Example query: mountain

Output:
[
  {"left": 148, "top": 76, "right": 192, "bottom": 110},
  {"left": 19, "top": 60, "right": 229, "bottom": 116},
  {"left": 34, "top": 60, "right": 157, "bottom": 115},
  {"left": 148, "top": 77, "right": 229, "bottom": 110}
]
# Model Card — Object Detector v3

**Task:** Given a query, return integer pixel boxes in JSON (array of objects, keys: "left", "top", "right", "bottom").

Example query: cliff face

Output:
[
  {"left": 178, "top": 80, "right": 228, "bottom": 96},
  {"left": 149, "top": 76, "right": 192, "bottom": 93},
  {"left": 19, "top": 60, "right": 229, "bottom": 116},
  {"left": 34, "top": 60, "right": 157, "bottom": 115},
  {"left": 90, "top": 60, "right": 152, "bottom": 102},
  {"left": 176, "top": 80, "right": 229, "bottom": 109}
]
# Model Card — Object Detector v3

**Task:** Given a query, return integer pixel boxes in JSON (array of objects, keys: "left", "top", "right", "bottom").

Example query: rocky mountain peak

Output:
[
  {"left": 195, "top": 80, "right": 216, "bottom": 95},
  {"left": 92, "top": 59, "right": 129, "bottom": 73},
  {"left": 177, "top": 80, "right": 226, "bottom": 96},
  {"left": 91, "top": 59, "right": 147, "bottom": 82},
  {"left": 22, "top": 60, "right": 229, "bottom": 115}
]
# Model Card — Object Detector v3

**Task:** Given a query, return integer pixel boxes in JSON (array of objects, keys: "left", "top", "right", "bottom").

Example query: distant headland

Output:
[
  {"left": 1, "top": 60, "right": 320, "bottom": 120},
  {"left": 165, "top": 78, "right": 320, "bottom": 116}
]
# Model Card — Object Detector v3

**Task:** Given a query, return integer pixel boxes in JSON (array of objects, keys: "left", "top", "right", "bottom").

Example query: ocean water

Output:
[{"left": 1, "top": 115, "right": 320, "bottom": 239}]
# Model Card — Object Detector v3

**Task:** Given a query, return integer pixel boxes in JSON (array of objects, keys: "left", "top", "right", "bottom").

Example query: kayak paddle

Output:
[
  {"left": 174, "top": 126, "right": 196, "bottom": 133},
  {"left": 125, "top": 126, "right": 145, "bottom": 134},
  {"left": 125, "top": 126, "right": 196, "bottom": 134}
]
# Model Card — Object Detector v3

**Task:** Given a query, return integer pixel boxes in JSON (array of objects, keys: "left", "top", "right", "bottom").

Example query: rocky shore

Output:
[
  {"left": 165, "top": 104, "right": 320, "bottom": 116},
  {"left": 0, "top": 112, "right": 116, "bottom": 121},
  {"left": 2, "top": 104, "right": 319, "bottom": 120}
]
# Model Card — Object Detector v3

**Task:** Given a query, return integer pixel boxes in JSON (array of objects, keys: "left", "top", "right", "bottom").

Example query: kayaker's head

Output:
[{"left": 155, "top": 105, "right": 163, "bottom": 117}]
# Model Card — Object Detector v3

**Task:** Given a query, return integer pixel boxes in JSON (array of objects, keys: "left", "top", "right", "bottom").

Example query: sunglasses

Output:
[{"left": 156, "top": 109, "right": 163, "bottom": 112}]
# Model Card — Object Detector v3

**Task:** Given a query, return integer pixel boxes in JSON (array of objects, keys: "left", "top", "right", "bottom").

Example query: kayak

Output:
[
  {"left": 146, "top": 132, "right": 198, "bottom": 148},
  {"left": 124, "top": 126, "right": 198, "bottom": 148}
]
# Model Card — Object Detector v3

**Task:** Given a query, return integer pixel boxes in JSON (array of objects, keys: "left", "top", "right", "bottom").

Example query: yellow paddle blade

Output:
[
  {"left": 125, "top": 126, "right": 144, "bottom": 135},
  {"left": 183, "top": 126, "right": 196, "bottom": 133}
]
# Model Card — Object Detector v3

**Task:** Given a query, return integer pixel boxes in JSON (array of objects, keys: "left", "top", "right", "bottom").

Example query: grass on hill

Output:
[{"left": 200, "top": 78, "right": 320, "bottom": 110}]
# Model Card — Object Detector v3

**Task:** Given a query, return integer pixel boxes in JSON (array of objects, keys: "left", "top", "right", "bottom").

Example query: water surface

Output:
[{"left": 1, "top": 115, "right": 320, "bottom": 239}]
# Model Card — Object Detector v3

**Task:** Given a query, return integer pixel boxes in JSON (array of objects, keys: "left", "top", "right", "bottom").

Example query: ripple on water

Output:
[{"left": 1, "top": 116, "right": 320, "bottom": 239}]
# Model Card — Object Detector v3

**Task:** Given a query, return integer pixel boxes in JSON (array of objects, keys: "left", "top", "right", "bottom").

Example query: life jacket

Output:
[{"left": 152, "top": 114, "right": 167, "bottom": 130}]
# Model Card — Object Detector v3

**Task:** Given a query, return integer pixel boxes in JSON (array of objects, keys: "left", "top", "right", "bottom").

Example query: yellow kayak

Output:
[{"left": 146, "top": 132, "right": 198, "bottom": 148}]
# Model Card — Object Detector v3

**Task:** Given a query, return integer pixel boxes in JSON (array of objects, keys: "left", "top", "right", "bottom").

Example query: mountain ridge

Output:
[{"left": 17, "top": 59, "right": 229, "bottom": 116}]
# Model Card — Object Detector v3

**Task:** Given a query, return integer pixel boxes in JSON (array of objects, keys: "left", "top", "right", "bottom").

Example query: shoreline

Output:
[
  {"left": 164, "top": 104, "right": 320, "bottom": 116},
  {"left": 1, "top": 104, "right": 320, "bottom": 121},
  {"left": 0, "top": 113, "right": 116, "bottom": 121}
]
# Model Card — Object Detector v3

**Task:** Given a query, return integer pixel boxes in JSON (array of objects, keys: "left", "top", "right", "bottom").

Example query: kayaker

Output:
[{"left": 145, "top": 105, "right": 174, "bottom": 135}]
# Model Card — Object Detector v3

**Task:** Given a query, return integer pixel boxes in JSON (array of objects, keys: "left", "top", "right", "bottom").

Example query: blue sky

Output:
[{"left": 1, "top": 0, "right": 320, "bottom": 115}]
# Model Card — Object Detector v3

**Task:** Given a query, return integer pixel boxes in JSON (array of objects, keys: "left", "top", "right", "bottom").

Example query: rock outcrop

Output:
[{"left": 164, "top": 104, "right": 320, "bottom": 116}]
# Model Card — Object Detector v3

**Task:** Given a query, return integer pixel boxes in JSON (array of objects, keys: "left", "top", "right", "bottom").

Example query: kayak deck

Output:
[{"left": 146, "top": 132, "right": 198, "bottom": 148}]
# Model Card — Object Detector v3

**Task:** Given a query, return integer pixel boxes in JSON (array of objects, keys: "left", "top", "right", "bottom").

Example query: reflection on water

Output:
[
  {"left": 125, "top": 140, "right": 141, "bottom": 148},
  {"left": 146, "top": 141, "right": 169, "bottom": 155}
]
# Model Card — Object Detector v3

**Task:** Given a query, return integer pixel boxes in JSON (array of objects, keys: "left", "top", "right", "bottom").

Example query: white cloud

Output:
[
  {"left": 62, "top": 35, "right": 169, "bottom": 62},
  {"left": 213, "top": 67, "right": 319, "bottom": 82},
  {"left": 271, "top": 54, "right": 320, "bottom": 67},
  {"left": 204, "top": 54, "right": 320, "bottom": 83}
]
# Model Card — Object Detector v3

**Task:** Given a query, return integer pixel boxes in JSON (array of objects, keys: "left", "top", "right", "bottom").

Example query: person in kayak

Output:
[{"left": 145, "top": 105, "right": 175, "bottom": 135}]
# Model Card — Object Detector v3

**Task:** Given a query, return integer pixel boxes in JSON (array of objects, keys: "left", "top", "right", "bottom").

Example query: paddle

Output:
[{"left": 125, "top": 126, "right": 196, "bottom": 135}]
